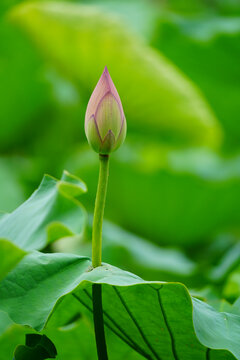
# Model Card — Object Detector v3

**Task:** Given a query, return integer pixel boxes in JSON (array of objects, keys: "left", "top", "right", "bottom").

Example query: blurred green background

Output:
[{"left": 0, "top": 0, "right": 240, "bottom": 297}]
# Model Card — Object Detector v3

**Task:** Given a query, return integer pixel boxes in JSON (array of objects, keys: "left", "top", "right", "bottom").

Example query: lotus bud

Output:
[{"left": 85, "top": 67, "right": 126, "bottom": 155}]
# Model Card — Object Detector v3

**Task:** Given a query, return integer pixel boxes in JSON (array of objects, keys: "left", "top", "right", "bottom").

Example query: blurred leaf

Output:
[
  {"left": 0, "top": 171, "right": 87, "bottom": 251},
  {"left": 224, "top": 266, "right": 240, "bottom": 301},
  {"left": 209, "top": 243, "right": 240, "bottom": 283},
  {"left": 10, "top": 1, "right": 222, "bottom": 146},
  {"left": 0, "top": 158, "right": 25, "bottom": 212},
  {"left": 0, "top": 239, "right": 26, "bottom": 282},
  {"left": 159, "top": 0, "right": 240, "bottom": 15},
  {"left": 80, "top": 0, "right": 159, "bottom": 41},
  {"left": 55, "top": 219, "right": 198, "bottom": 283},
  {"left": 233, "top": 297, "right": 240, "bottom": 315},
  {"left": 0, "top": 311, "right": 13, "bottom": 336},
  {"left": 0, "top": 325, "right": 26, "bottom": 360},
  {"left": 0, "top": 0, "right": 79, "bottom": 16},
  {"left": 215, "top": 0, "right": 240, "bottom": 15},
  {"left": 69, "top": 143, "right": 240, "bottom": 245},
  {"left": 0, "top": 18, "right": 51, "bottom": 150},
  {"left": 102, "top": 221, "right": 196, "bottom": 276},
  {"left": 14, "top": 334, "right": 57, "bottom": 360},
  {"left": 0, "top": 251, "right": 239, "bottom": 359},
  {"left": 101, "top": 221, "right": 199, "bottom": 284},
  {"left": 202, "top": 233, "right": 238, "bottom": 267},
  {"left": 159, "top": 0, "right": 208, "bottom": 14},
  {"left": 151, "top": 14, "right": 240, "bottom": 148}
]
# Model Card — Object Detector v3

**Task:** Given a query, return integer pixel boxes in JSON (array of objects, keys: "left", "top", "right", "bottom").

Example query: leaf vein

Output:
[
  {"left": 113, "top": 287, "right": 161, "bottom": 360},
  {"left": 83, "top": 289, "right": 151, "bottom": 358},
  {"left": 156, "top": 288, "right": 179, "bottom": 360},
  {"left": 72, "top": 293, "right": 149, "bottom": 359}
]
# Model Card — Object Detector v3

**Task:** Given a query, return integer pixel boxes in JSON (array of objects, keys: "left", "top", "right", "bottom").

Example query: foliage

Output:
[
  {"left": 0, "top": 0, "right": 240, "bottom": 359},
  {"left": 0, "top": 173, "right": 239, "bottom": 359},
  {"left": 13, "top": 334, "right": 57, "bottom": 360}
]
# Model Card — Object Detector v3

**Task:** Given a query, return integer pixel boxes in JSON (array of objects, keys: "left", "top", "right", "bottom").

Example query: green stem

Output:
[
  {"left": 92, "top": 284, "right": 108, "bottom": 360},
  {"left": 92, "top": 154, "right": 109, "bottom": 268},
  {"left": 92, "top": 154, "right": 109, "bottom": 360}
]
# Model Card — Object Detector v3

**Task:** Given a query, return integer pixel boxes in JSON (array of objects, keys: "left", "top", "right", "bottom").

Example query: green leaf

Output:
[
  {"left": 0, "top": 19, "right": 51, "bottom": 150},
  {"left": 79, "top": 0, "right": 159, "bottom": 41},
  {"left": 223, "top": 267, "right": 240, "bottom": 302},
  {"left": 0, "top": 325, "right": 26, "bottom": 360},
  {"left": 193, "top": 298, "right": 240, "bottom": 359},
  {"left": 102, "top": 221, "right": 198, "bottom": 282},
  {"left": 0, "top": 252, "right": 91, "bottom": 330},
  {"left": 209, "top": 243, "right": 240, "bottom": 283},
  {"left": 0, "top": 316, "right": 143, "bottom": 360},
  {"left": 0, "top": 171, "right": 87, "bottom": 251},
  {"left": 45, "top": 307, "right": 144, "bottom": 359},
  {"left": 0, "top": 239, "right": 26, "bottom": 282},
  {"left": 0, "top": 311, "right": 13, "bottom": 336},
  {"left": 10, "top": 1, "right": 222, "bottom": 146},
  {"left": 45, "top": 311, "right": 146, "bottom": 360},
  {"left": 14, "top": 334, "right": 57, "bottom": 360},
  {"left": 0, "top": 251, "right": 239, "bottom": 359},
  {"left": 233, "top": 298, "right": 240, "bottom": 315},
  {"left": 151, "top": 14, "right": 240, "bottom": 148},
  {"left": 102, "top": 221, "right": 197, "bottom": 278},
  {"left": 70, "top": 144, "right": 240, "bottom": 245}
]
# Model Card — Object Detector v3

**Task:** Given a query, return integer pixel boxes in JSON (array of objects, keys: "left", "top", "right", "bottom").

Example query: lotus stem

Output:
[{"left": 92, "top": 154, "right": 109, "bottom": 268}]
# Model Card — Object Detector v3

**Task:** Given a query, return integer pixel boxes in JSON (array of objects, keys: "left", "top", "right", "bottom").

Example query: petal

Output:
[
  {"left": 100, "top": 130, "right": 116, "bottom": 154},
  {"left": 85, "top": 115, "right": 102, "bottom": 153},
  {"left": 85, "top": 66, "right": 124, "bottom": 122},
  {"left": 103, "top": 67, "right": 125, "bottom": 120},
  {"left": 102, "top": 67, "right": 122, "bottom": 107},
  {"left": 95, "top": 92, "right": 122, "bottom": 139},
  {"left": 84, "top": 66, "right": 126, "bottom": 154},
  {"left": 114, "top": 115, "right": 127, "bottom": 151}
]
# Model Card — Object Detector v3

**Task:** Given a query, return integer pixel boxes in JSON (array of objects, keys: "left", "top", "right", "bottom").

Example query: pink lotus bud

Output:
[{"left": 85, "top": 67, "right": 126, "bottom": 154}]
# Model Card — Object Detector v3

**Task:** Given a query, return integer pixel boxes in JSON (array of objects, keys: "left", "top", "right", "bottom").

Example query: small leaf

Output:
[
  {"left": 0, "top": 171, "right": 87, "bottom": 251},
  {"left": 0, "top": 252, "right": 91, "bottom": 330},
  {"left": 14, "top": 334, "right": 57, "bottom": 360}
]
